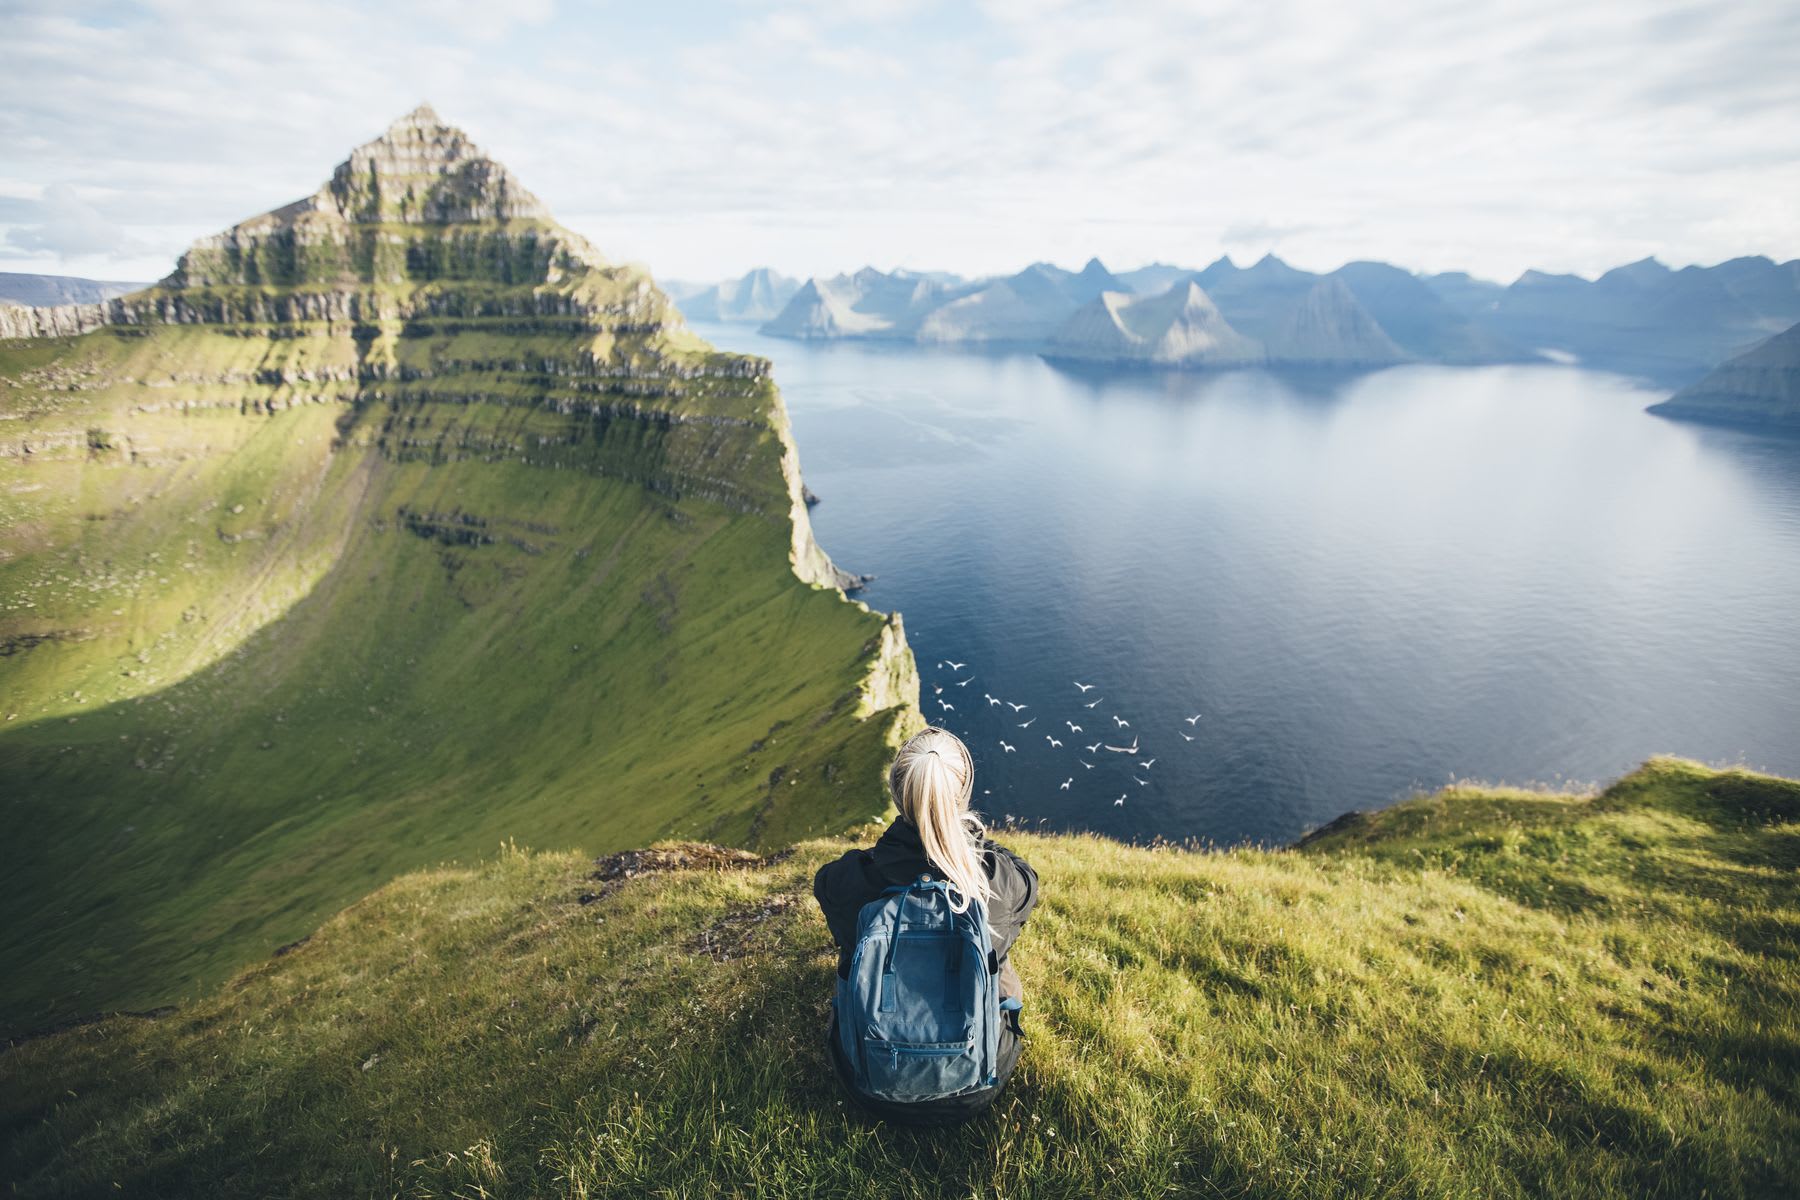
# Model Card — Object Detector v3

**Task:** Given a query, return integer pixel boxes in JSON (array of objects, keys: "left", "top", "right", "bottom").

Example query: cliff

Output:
[{"left": 0, "top": 105, "right": 917, "bottom": 1034}]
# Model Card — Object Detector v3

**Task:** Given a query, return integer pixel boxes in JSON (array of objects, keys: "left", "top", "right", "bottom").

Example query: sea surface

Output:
[{"left": 695, "top": 322, "right": 1800, "bottom": 846}]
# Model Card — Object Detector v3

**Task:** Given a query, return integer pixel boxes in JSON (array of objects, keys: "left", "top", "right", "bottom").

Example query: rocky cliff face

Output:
[{"left": 0, "top": 106, "right": 916, "bottom": 1031}]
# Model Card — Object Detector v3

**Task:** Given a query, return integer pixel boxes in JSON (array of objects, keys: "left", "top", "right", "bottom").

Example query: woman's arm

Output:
[{"left": 983, "top": 841, "right": 1039, "bottom": 960}]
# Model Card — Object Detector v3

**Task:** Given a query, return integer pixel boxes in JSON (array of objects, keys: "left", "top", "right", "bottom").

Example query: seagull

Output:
[
  {"left": 1114, "top": 794, "right": 1126, "bottom": 806},
  {"left": 1104, "top": 737, "right": 1140, "bottom": 754},
  {"left": 1007, "top": 702, "right": 1028, "bottom": 712},
  {"left": 946, "top": 661, "right": 967, "bottom": 671},
  {"left": 1018, "top": 718, "right": 1036, "bottom": 729},
  {"left": 1059, "top": 778, "right": 1072, "bottom": 790},
  {"left": 1180, "top": 732, "right": 1195, "bottom": 742},
  {"left": 955, "top": 677, "right": 973, "bottom": 687},
  {"left": 1046, "top": 736, "right": 1062, "bottom": 748},
  {"left": 1184, "top": 713, "right": 1203, "bottom": 725},
  {"left": 1138, "top": 758, "right": 1156, "bottom": 769},
  {"left": 987, "top": 695, "right": 1003, "bottom": 707},
  {"left": 999, "top": 741, "right": 1016, "bottom": 753},
  {"left": 1080, "top": 759, "right": 1095, "bottom": 769},
  {"left": 1066, "top": 721, "right": 1083, "bottom": 733},
  {"left": 1074, "top": 682, "right": 1096, "bottom": 692},
  {"left": 1112, "top": 715, "right": 1131, "bottom": 728},
  {"left": 1084, "top": 698, "right": 1103, "bottom": 709},
  {"left": 939, "top": 701, "right": 955, "bottom": 712},
  {"left": 933, "top": 685, "right": 943, "bottom": 695},
  {"left": 1132, "top": 775, "right": 1148, "bottom": 786},
  {"left": 1084, "top": 742, "right": 1103, "bottom": 753}
]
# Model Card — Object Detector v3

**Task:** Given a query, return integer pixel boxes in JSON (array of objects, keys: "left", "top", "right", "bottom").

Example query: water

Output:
[{"left": 695, "top": 323, "right": 1800, "bottom": 846}]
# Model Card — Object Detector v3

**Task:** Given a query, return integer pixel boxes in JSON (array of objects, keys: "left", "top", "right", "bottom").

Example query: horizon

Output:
[{"left": 4, "top": 1, "right": 1798, "bottom": 288}]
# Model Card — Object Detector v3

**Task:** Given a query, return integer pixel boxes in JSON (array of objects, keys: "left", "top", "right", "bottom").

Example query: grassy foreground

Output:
[{"left": 3, "top": 756, "right": 1795, "bottom": 1198}]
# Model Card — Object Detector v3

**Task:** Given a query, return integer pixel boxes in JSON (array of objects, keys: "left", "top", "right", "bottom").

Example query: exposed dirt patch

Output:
[
  {"left": 580, "top": 842, "right": 794, "bottom": 904},
  {"left": 687, "top": 893, "right": 802, "bottom": 962}
]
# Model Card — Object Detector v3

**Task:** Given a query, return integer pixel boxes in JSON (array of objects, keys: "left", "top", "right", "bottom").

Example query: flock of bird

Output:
[{"left": 925, "top": 659, "right": 1203, "bottom": 808}]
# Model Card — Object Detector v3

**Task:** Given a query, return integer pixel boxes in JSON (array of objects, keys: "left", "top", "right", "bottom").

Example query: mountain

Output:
[
  {"left": 1115, "top": 262, "right": 1196, "bottom": 295},
  {"left": 1647, "top": 319, "right": 1800, "bottom": 430},
  {"left": 1328, "top": 261, "right": 1519, "bottom": 363},
  {"left": 675, "top": 267, "right": 800, "bottom": 323},
  {"left": 1481, "top": 256, "right": 1800, "bottom": 379},
  {"left": 0, "top": 271, "right": 148, "bottom": 307},
  {"left": 759, "top": 266, "right": 955, "bottom": 339},
  {"left": 6, "top": 757, "right": 1795, "bottom": 1196},
  {"left": 1265, "top": 277, "right": 1411, "bottom": 366},
  {"left": 915, "top": 258, "right": 1122, "bottom": 345},
  {"left": 1046, "top": 280, "right": 1262, "bottom": 366},
  {"left": 0, "top": 105, "right": 918, "bottom": 1034},
  {"left": 1421, "top": 270, "right": 1506, "bottom": 317}
]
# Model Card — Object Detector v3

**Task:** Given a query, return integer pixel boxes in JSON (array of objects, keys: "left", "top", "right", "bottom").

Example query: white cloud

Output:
[{"left": 0, "top": 0, "right": 1795, "bottom": 285}]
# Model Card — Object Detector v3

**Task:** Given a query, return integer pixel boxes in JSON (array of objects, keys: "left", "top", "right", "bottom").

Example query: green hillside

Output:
[
  {"left": 0, "top": 107, "right": 917, "bottom": 1035},
  {"left": 2, "top": 757, "right": 1794, "bottom": 1197}
]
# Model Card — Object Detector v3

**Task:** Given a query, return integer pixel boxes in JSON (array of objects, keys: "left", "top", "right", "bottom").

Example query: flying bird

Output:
[
  {"left": 939, "top": 701, "right": 954, "bottom": 712},
  {"left": 1074, "top": 682, "right": 1096, "bottom": 692},
  {"left": 955, "top": 678, "right": 973, "bottom": 687},
  {"left": 1112, "top": 715, "right": 1130, "bottom": 728},
  {"left": 1066, "top": 721, "right": 1083, "bottom": 733},
  {"left": 933, "top": 685, "right": 943, "bottom": 695},
  {"left": 1079, "top": 759, "right": 1095, "bottom": 769},
  {"left": 1138, "top": 758, "right": 1156, "bottom": 769},
  {"left": 1084, "top": 742, "right": 1103, "bottom": 753},
  {"left": 1104, "top": 737, "right": 1140, "bottom": 754},
  {"left": 1180, "top": 732, "right": 1195, "bottom": 742},
  {"left": 1184, "top": 713, "right": 1203, "bottom": 725},
  {"left": 1084, "top": 698, "right": 1103, "bottom": 709},
  {"left": 987, "top": 695, "right": 1003, "bottom": 706},
  {"left": 1114, "top": 794, "right": 1126, "bottom": 806},
  {"left": 1132, "top": 775, "right": 1148, "bottom": 786},
  {"left": 946, "top": 661, "right": 967, "bottom": 671},
  {"left": 1007, "top": 702, "right": 1028, "bottom": 712},
  {"left": 1018, "top": 718, "right": 1036, "bottom": 729},
  {"left": 1046, "top": 736, "right": 1062, "bottom": 748},
  {"left": 999, "top": 741, "right": 1016, "bottom": 753},
  {"left": 1059, "top": 778, "right": 1072, "bottom": 790}
]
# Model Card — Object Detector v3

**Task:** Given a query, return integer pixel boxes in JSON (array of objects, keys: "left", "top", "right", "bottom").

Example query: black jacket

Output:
[{"left": 812, "top": 816, "right": 1039, "bottom": 1000}]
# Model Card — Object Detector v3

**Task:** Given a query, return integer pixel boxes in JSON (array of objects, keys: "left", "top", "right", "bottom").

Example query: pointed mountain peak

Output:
[
  {"left": 1078, "top": 256, "right": 1111, "bottom": 276},
  {"left": 317, "top": 105, "right": 547, "bottom": 224}
]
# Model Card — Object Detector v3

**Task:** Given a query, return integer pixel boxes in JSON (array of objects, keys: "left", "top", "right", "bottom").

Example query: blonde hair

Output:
[{"left": 888, "top": 726, "right": 991, "bottom": 913}]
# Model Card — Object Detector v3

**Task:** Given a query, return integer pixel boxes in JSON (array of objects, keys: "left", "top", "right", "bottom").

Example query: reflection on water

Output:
[{"left": 697, "top": 324, "right": 1800, "bottom": 846}]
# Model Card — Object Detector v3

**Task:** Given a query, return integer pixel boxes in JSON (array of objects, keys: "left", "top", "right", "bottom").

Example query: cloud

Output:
[
  {"left": 0, "top": 0, "right": 1796, "bottom": 283},
  {"left": 4, "top": 183, "right": 142, "bottom": 259}
]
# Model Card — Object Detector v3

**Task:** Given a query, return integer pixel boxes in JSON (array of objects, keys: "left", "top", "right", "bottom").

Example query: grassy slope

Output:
[
  {"left": 4, "top": 757, "right": 1794, "bottom": 1198},
  {"left": 0, "top": 298, "right": 910, "bottom": 1033}
]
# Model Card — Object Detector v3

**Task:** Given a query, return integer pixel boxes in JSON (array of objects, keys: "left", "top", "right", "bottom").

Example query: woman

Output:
[{"left": 813, "top": 725, "right": 1039, "bottom": 1124}]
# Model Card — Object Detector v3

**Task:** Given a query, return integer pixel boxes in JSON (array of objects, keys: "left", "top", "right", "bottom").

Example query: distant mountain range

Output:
[
  {"left": 729, "top": 253, "right": 1800, "bottom": 381},
  {"left": 0, "top": 271, "right": 147, "bottom": 307},
  {"left": 666, "top": 268, "right": 801, "bottom": 323}
]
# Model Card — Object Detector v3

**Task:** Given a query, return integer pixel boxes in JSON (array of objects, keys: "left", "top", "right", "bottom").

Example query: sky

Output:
[{"left": 2, "top": 0, "right": 1797, "bottom": 288}]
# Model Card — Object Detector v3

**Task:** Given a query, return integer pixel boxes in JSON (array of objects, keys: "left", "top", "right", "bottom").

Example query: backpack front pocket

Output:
[{"left": 861, "top": 1036, "right": 983, "bottom": 1100}]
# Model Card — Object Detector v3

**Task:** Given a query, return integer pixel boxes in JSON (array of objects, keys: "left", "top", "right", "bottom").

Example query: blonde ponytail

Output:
[{"left": 888, "top": 726, "right": 991, "bottom": 913}]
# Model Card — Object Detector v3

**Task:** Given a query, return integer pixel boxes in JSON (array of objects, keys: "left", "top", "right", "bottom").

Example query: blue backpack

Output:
[{"left": 833, "top": 874, "right": 1018, "bottom": 1103}]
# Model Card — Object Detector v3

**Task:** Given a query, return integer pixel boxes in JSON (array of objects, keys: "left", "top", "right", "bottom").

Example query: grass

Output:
[
  {"left": 2, "top": 756, "right": 1794, "bottom": 1198},
  {"left": 0, "top": 240, "right": 911, "bottom": 1034}
]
